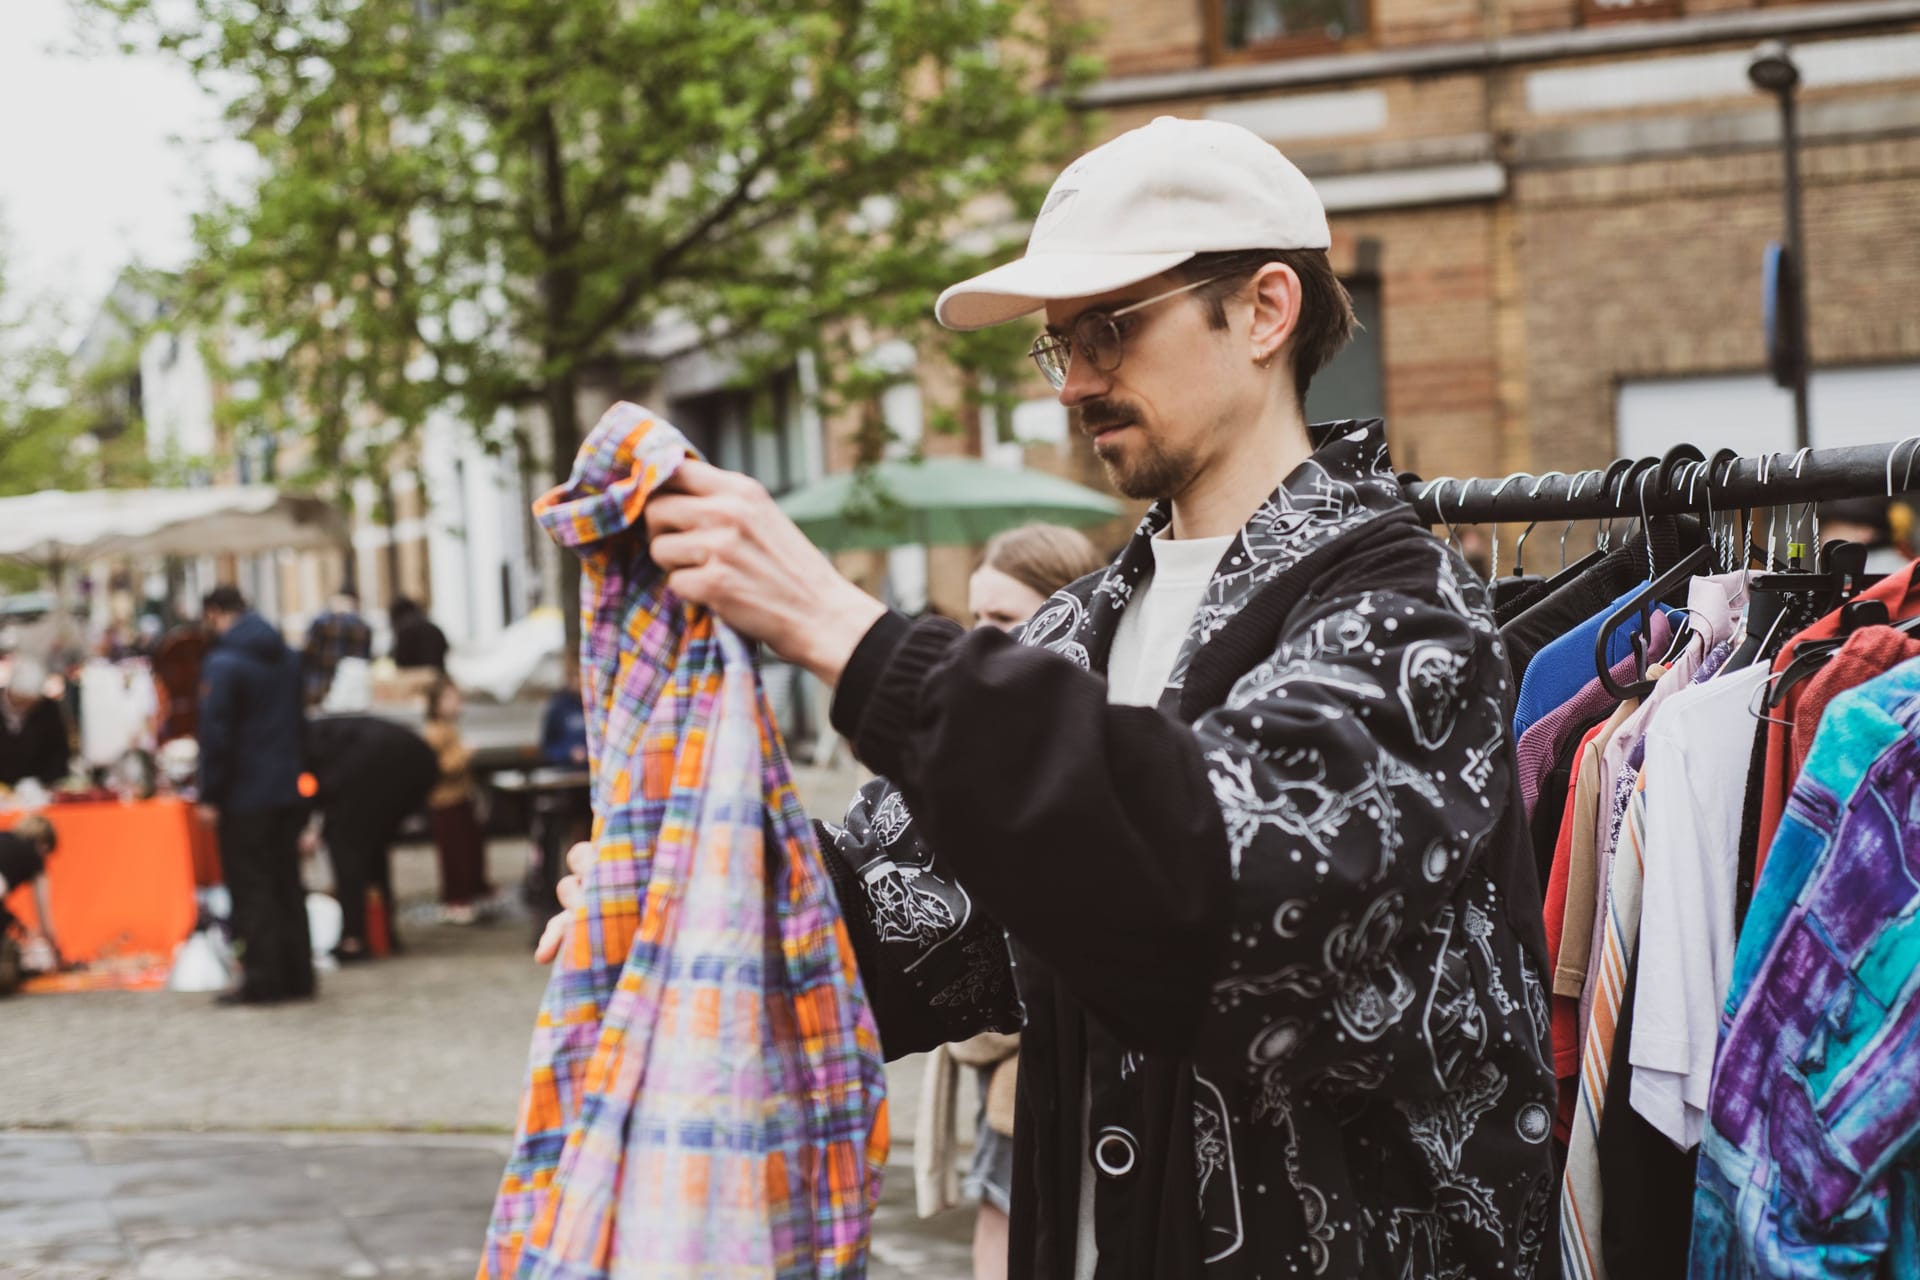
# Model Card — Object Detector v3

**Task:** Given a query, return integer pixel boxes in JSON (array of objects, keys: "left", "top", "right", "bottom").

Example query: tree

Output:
[
  {"left": 0, "top": 229, "right": 155, "bottom": 590},
  {"left": 0, "top": 239, "right": 91, "bottom": 502},
  {"left": 91, "top": 0, "right": 1096, "bottom": 634}
]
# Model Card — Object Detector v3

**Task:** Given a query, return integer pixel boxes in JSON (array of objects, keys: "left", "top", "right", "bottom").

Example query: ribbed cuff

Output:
[
  {"left": 830, "top": 610, "right": 912, "bottom": 740},
  {"left": 831, "top": 615, "right": 964, "bottom": 776}
]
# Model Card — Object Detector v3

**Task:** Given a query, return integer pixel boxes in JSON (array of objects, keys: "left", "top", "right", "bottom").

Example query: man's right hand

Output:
[{"left": 533, "top": 842, "right": 594, "bottom": 965}]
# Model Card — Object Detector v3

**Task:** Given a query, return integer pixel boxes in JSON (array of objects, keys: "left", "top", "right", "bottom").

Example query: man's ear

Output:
[{"left": 1247, "top": 262, "right": 1302, "bottom": 369}]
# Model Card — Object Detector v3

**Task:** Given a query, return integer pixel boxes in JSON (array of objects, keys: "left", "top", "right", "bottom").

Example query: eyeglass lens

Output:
[{"left": 1029, "top": 313, "right": 1122, "bottom": 391}]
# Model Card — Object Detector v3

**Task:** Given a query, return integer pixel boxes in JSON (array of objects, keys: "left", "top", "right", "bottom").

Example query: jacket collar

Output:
[{"left": 1024, "top": 419, "right": 1408, "bottom": 694}]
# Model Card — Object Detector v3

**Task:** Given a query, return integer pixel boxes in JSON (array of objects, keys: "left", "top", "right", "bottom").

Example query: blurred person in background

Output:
[
  {"left": 1819, "top": 496, "right": 1914, "bottom": 574},
  {"left": 538, "top": 657, "right": 589, "bottom": 767},
  {"left": 422, "top": 677, "right": 490, "bottom": 924},
  {"left": 389, "top": 596, "right": 451, "bottom": 673},
  {"left": 303, "top": 714, "right": 439, "bottom": 960},
  {"left": 303, "top": 589, "right": 373, "bottom": 707},
  {"left": 942, "top": 523, "right": 1110, "bottom": 1279},
  {"left": 198, "top": 585, "right": 314, "bottom": 1005},
  {"left": 152, "top": 618, "right": 210, "bottom": 744},
  {"left": 0, "top": 815, "right": 64, "bottom": 978},
  {"left": 0, "top": 655, "right": 69, "bottom": 789}
]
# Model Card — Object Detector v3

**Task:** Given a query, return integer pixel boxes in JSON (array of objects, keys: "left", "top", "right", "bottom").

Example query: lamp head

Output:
[{"left": 1749, "top": 40, "right": 1801, "bottom": 94}]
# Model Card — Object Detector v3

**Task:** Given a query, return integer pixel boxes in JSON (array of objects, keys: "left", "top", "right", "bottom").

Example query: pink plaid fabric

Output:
[{"left": 480, "top": 402, "right": 889, "bottom": 1279}]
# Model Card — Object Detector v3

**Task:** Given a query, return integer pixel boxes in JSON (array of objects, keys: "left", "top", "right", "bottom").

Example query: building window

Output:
[
  {"left": 1208, "top": 0, "right": 1367, "bottom": 61},
  {"left": 671, "top": 368, "right": 810, "bottom": 496}
]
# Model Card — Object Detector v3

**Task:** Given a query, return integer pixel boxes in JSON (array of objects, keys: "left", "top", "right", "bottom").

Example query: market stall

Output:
[
  {"left": 0, "top": 484, "right": 347, "bottom": 986},
  {"left": 0, "top": 799, "right": 203, "bottom": 966}
]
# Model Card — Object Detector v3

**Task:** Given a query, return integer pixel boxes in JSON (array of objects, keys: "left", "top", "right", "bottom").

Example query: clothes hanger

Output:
[
  {"left": 1540, "top": 470, "right": 1608, "bottom": 593},
  {"left": 1728, "top": 451, "right": 1827, "bottom": 672},
  {"left": 1594, "top": 465, "right": 1713, "bottom": 700},
  {"left": 1650, "top": 456, "right": 1720, "bottom": 667},
  {"left": 1423, "top": 477, "right": 1464, "bottom": 555},
  {"left": 1761, "top": 437, "right": 1920, "bottom": 706}
]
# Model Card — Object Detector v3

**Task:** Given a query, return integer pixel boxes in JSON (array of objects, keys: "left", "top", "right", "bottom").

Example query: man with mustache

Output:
[{"left": 612, "top": 117, "right": 1553, "bottom": 1277}]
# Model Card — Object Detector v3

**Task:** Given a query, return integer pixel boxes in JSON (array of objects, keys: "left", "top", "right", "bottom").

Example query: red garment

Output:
[
  {"left": 1791, "top": 624, "right": 1920, "bottom": 775},
  {"left": 1755, "top": 560, "right": 1920, "bottom": 882},
  {"left": 1544, "top": 722, "right": 1605, "bottom": 1143},
  {"left": 429, "top": 798, "right": 489, "bottom": 907}
]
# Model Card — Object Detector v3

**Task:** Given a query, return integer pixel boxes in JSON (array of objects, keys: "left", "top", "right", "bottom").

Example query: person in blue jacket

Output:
[
  {"left": 538, "top": 658, "right": 589, "bottom": 767},
  {"left": 197, "top": 585, "right": 314, "bottom": 1005}
]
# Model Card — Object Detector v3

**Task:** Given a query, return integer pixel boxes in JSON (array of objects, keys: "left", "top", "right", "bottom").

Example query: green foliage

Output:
[
  {"left": 90, "top": 0, "right": 1097, "bottom": 485},
  {"left": 0, "top": 242, "right": 92, "bottom": 499}
]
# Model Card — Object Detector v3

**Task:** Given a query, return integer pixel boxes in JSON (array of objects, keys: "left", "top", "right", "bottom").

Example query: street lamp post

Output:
[{"left": 1750, "top": 40, "right": 1812, "bottom": 453}]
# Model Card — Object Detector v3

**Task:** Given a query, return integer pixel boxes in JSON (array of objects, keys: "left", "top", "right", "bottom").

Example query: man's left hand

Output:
[{"left": 645, "top": 460, "right": 886, "bottom": 686}]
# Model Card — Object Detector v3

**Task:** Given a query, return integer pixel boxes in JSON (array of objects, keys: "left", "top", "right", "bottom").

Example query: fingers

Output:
[
  {"left": 667, "top": 459, "right": 750, "bottom": 497},
  {"left": 566, "top": 841, "right": 594, "bottom": 878},
  {"left": 648, "top": 529, "right": 715, "bottom": 574},
  {"left": 556, "top": 874, "right": 584, "bottom": 911},
  {"left": 533, "top": 911, "right": 569, "bottom": 965}
]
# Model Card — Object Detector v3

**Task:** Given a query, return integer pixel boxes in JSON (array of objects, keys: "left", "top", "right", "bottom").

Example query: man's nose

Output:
[{"left": 1057, "top": 351, "right": 1109, "bottom": 407}]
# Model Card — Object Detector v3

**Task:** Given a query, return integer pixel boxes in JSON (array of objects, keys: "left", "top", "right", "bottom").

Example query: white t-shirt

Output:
[
  {"left": 1628, "top": 661, "right": 1770, "bottom": 1150},
  {"left": 1104, "top": 532, "right": 1235, "bottom": 707},
  {"left": 1075, "top": 529, "right": 1234, "bottom": 1279}
]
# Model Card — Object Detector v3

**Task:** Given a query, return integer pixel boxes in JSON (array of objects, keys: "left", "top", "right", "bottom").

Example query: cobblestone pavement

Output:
[
  {"left": 1, "top": 762, "right": 981, "bottom": 1277},
  {"left": 0, "top": 1129, "right": 972, "bottom": 1279}
]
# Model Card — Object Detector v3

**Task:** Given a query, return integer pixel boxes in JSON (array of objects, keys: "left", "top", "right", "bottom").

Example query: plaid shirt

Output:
[
  {"left": 480, "top": 402, "right": 889, "bottom": 1279},
  {"left": 303, "top": 609, "right": 372, "bottom": 702}
]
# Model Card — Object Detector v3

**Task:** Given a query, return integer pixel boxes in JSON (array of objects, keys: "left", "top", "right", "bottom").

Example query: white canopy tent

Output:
[{"left": 0, "top": 486, "right": 347, "bottom": 566}]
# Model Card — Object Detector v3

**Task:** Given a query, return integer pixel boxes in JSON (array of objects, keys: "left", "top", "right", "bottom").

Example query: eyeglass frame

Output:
[{"left": 1027, "top": 274, "right": 1227, "bottom": 392}]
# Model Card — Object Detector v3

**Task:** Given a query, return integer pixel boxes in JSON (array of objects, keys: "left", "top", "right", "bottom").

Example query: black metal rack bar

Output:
[{"left": 1401, "top": 438, "right": 1920, "bottom": 524}]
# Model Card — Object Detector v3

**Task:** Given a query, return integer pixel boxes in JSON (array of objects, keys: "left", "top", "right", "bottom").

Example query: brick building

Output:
[{"left": 764, "top": 0, "right": 1920, "bottom": 617}]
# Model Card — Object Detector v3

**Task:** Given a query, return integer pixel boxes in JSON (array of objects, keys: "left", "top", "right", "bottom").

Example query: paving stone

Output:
[
  {"left": 0, "top": 1198, "right": 120, "bottom": 1249},
  {"left": 342, "top": 1207, "right": 488, "bottom": 1276},
  {"left": 128, "top": 1218, "right": 376, "bottom": 1280}
]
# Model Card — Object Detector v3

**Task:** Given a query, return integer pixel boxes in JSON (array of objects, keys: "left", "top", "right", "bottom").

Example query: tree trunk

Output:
[
  {"left": 545, "top": 368, "right": 583, "bottom": 656},
  {"left": 534, "top": 97, "right": 585, "bottom": 657}
]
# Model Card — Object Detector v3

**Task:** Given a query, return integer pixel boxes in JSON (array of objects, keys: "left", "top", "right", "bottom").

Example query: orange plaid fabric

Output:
[{"left": 480, "top": 402, "right": 888, "bottom": 1279}]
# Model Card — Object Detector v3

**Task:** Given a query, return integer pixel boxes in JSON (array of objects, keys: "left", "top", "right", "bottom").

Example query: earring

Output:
[{"left": 1255, "top": 352, "right": 1274, "bottom": 370}]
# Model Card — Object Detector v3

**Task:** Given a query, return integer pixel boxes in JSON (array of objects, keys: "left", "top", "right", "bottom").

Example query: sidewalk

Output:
[
  {"left": 1, "top": 788, "right": 981, "bottom": 1278},
  {"left": 0, "top": 1129, "right": 973, "bottom": 1279}
]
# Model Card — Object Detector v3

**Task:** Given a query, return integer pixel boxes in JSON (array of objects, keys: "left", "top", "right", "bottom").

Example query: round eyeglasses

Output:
[{"left": 1027, "top": 275, "right": 1224, "bottom": 392}]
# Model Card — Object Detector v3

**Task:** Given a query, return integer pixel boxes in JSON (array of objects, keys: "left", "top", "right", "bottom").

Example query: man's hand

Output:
[
  {"left": 644, "top": 460, "right": 886, "bottom": 687},
  {"left": 533, "top": 841, "right": 595, "bottom": 965},
  {"left": 196, "top": 804, "right": 219, "bottom": 827}
]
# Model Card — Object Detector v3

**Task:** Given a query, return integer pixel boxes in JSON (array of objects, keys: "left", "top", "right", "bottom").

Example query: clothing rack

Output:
[{"left": 1400, "top": 438, "right": 1920, "bottom": 524}]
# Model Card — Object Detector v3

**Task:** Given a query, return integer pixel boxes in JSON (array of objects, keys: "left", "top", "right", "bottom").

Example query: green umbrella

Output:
[{"left": 775, "top": 456, "right": 1124, "bottom": 552}]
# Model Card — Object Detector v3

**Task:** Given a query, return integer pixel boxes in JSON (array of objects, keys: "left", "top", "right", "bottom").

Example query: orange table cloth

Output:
[{"left": 2, "top": 798, "right": 201, "bottom": 966}]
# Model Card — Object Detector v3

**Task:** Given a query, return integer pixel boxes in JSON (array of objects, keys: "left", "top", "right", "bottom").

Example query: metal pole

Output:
[
  {"left": 1405, "top": 439, "right": 1920, "bottom": 524},
  {"left": 1778, "top": 83, "right": 1813, "bottom": 453}
]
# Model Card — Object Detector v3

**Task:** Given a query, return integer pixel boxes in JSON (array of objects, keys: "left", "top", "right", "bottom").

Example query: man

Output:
[
  {"left": 303, "top": 589, "right": 373, "bottom": 707},
  {"left": 198, "top": 586, "right": 314, "bottom": 1005},
  {"left": 564, "top": 118, "right": 1553, "bottom": 1276},
  {"left": 303, "top": 714, "right": 439, "bottom": 959},
  {"left": 0, "top": 814, "right": 64, "bottom": 982},
  {"left": 0, "top": 655, "right": 70, "bottom": 788}
]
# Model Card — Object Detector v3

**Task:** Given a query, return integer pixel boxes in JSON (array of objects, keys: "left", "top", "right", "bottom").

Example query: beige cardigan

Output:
[{"left": 914, "top": 1033, "right": 1019, "bottom": 1219}]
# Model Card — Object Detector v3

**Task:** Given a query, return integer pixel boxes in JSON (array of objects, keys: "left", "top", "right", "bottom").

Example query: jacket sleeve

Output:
[
  {"left": 832, "top": 577, "right": 1513, "bottom": 1081},
  {"left": 813, "top": 776, "right": 1023, "bottom": 1060},
  {"left": 197, "top": 657, "right": 235, "bottom": 806}
]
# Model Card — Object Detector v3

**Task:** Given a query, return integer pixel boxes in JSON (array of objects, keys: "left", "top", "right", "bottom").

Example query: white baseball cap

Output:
[{"left": 935, "top": 116, "right": 1330, "bottom": 332}]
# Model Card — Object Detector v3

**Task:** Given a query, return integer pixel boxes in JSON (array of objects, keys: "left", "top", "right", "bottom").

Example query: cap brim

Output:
[{"left": 935, "top": 250, "right": 1198, "bottom": 331}]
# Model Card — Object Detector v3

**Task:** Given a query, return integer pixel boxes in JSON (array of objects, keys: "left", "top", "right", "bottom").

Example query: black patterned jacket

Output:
[{"left": 818, "top": 420, "right": 1556, "bottom": 1279}]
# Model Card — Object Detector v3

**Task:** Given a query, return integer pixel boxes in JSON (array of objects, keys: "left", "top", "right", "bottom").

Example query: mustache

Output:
[{"left": 1080, "top": 399, "right": 1140, "bottom": 431}]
